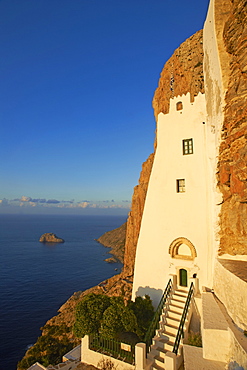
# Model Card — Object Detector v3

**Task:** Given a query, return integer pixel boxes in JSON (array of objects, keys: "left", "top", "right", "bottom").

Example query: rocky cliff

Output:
[
  {"left": 96, "top": 222, "right": 127, "bottom": 263},
  {"left": 152, "top": 29, "right": 204, "bottom": 120},
  {"left": 216, "top": 0, "right": 247, "bottom": 255},
  {"left": 123, "top": 153, "right": 155, "bottom": 275}
]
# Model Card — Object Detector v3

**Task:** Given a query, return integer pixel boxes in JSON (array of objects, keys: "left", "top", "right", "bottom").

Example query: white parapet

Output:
[
  {"left": 135, "top": 342, "right": 146, "bottom": 370},
  {"left": 202, "top": 292, "right": 230, "bottom": 362},
  {"left": 81, "top": 335, "right": 140, "bottom": 370}
]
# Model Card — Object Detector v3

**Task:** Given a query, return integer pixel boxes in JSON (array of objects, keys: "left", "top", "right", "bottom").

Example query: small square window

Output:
[
  {"left": 176, "top": 101, "right": 183, "bottom": 111},
  {"left": 177, "top": 179, "right": 185, "bottom": 193},
  {"left": 183, "top": 139, "right": 193, "bottom": 155}
]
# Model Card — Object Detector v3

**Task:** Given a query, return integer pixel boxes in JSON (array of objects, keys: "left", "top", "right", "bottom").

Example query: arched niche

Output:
[{"left": 169, "top": 237, "right": 197, "bottom": 260}]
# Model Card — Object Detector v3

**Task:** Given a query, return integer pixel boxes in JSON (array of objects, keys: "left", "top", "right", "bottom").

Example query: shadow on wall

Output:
[
  {"left": 227, "top": 361, "right": 245, "bottom": 370},
  {"left": 135, "top": 286, "right": 163, "bottom": 308}
]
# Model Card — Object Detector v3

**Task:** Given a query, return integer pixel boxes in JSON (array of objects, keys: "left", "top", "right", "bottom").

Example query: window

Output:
[
  {"left": 183, "top": 138, "right": 193, "bottom": 155},
  {"left": 177, "top": 179, "right": 185, "bottom": 193}
]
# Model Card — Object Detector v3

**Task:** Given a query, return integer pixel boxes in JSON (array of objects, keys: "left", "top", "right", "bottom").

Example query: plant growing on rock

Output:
[{"left": 188, "top": 331, "right": 202, "bottom": 347}]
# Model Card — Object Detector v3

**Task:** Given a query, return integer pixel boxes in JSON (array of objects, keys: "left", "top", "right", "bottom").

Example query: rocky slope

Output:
[
  {"left": 216, "top": 0, "right": 247, "bottom": 255},
  {"left": 96, "top": 222, "right": 127, "bottom": 263}
]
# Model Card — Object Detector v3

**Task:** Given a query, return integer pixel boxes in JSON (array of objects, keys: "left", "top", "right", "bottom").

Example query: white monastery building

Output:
[
  {"left": 132, "top": 0, "right": 224, "bottom": 306},
  {"left": 131, "top": 92, "right": 216, "bottom": 306}
]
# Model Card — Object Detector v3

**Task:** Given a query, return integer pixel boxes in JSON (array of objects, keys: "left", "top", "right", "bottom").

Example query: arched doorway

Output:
[{"left": 179, "top": 268, "right": 188, "bottom": 287}]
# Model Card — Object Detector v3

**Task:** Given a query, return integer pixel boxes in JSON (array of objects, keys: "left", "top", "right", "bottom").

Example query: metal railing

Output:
[
  {"left": 143, "top": 279, "right": 172, "bottom": 353},
  {"left": 172, "top": 282, "right": 194, "bottom": 355},
  {"left": 89, "top": 334, "right": 135, "bottom": 364}
]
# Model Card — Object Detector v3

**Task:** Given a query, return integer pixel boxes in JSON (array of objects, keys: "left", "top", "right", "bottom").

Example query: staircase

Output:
[{"left": 147, "top": 286, "right": 192, "bottom": 370}]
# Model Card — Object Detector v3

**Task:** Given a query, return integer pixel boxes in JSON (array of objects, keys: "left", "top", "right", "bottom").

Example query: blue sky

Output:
[{"left": 0, "top": 0, "right": 209, "bottom": 214}]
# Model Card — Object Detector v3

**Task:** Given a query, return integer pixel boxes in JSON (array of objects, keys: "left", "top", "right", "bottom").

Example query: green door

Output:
[{"left": 179, "top": 269, "right": 187, "bottom": 287}]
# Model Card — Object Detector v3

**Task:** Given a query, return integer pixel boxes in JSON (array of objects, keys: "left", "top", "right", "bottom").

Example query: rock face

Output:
[
  {"left": 216, "top": 0, "right": 247, "bottom": 255},
  {"left": 97, "top": 222, "right": 127, "bottom": 263},
  {"left": 39, "top": 233, "right": 64, "bottom": 243},
  {"left": 123, "top": 153, "right": 154, "bottom": 275},
  {"left": 152, "top": 29, "right": 204, "bottom": 120}
]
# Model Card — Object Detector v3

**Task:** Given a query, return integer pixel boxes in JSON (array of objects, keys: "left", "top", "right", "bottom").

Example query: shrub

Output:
[
  {"left": 73, "top": 293, "right": 111, "bottom": 337},
  {"left": 188, "top": 332, "right": 202, "bottom": 347},
  {"left": 101, "top": 302, "right": 138, "bottom": 339},
  {"left": 128, "top": 295, "right": 154, "bottom": 338}
]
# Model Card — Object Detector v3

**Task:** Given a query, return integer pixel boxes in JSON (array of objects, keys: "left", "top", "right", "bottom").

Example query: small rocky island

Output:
[{"left": 39, "top": 233, "right": 64, "bottom": 243}]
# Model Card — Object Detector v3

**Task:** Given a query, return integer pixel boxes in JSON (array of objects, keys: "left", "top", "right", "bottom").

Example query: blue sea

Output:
[{"left": 0, "top": 214, "right": 125, "bottom": 370}]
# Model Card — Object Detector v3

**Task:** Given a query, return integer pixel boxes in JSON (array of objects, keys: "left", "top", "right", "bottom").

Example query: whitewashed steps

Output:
[{"left": 149, "top": 287, "right": 189, "bottom": 370}]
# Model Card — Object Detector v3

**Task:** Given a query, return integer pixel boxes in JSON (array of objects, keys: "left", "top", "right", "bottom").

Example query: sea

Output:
[{"left": 0, "top": 214, "right": 126, "bottom": 370}]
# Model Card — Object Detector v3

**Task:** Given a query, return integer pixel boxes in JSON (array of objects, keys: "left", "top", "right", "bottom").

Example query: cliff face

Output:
[
  {"left": 123, "top": 153, "right": 154, "bottom": 275},
  {"left": 97, "top": 222, "right": 127, "bottom": 263},
  {"left": 152, "top": 29, "right": 204, "bottom": 120},
  {"left": 216, "top": 0, "right": 247, "bottom": 255}
]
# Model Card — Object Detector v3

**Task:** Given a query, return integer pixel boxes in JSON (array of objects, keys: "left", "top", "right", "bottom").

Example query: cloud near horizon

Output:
[{"left": 0, "top": 196, "right": 131, "bottom": 210}]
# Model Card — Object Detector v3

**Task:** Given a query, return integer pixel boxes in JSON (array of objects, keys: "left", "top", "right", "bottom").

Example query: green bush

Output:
[
  {"left": 73, "top": 293, "right": 111, "bottom": 337},
  {"left": 73, "top": 293, "right": 154, "bottom": 341},
  {"left": 128, "top": 295, "right": 154, "bottom": 338},
  {"left": 188, "top": 332, "right": 202, "bottom": 347},
  {"left": 101, "top": 302, "right": 138, "bottom": 338}
]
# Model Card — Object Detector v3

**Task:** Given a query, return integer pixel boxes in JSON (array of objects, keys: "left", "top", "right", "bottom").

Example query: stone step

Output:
[
  {"left": 166, "top": 316, "right": 180, "bottom": 327},
  {"left": 151, "top": 362, "right": 165, "bottom": 370},
  {"left": 174, "top": 292, "right": 187, "bottom": 300},
  {"left": 152, "top": 336, "right": 168, "bottom": 349},
  {"left": 154, "top": 354, "right": 165, "bottom": 367},
  {"left": 164, "top": 330, "right": 177, "bottom": 339},
  {"left": 167, "top": 309, "right": 182, "bottom": 321},
  {"left": 156, "top": 346, "right": 168, "bottom": 359},
  {"left": 168, "top": 303, "right": 184, "bottom": 313},
  {"left": 170, "top": 298, "right": 186, "bottom": 307},
  {"left": 145, "top": 358, "right": 153, "bottom": 370},
  {"left": 164, "top": 323, "right": 178, "bottom": 335},
  {"left": 172, "top": 293, "right": 187, "bottom": 302},
  {"left": 165, "top": 340, "right": 176, "bottom": 352}
]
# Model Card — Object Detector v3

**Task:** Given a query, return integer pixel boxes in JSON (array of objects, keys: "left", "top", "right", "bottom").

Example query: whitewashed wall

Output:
[{"left": 132, "top": 92, "right": 217, "bottom": 306}]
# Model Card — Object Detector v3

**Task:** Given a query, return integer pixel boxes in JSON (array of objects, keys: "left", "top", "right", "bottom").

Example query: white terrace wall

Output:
[
  {"left": 81, "top": 336, "right": 147, "bottom": 370},
  {"left": 213, "top": 259, "right": 247, "bottom": 331}
]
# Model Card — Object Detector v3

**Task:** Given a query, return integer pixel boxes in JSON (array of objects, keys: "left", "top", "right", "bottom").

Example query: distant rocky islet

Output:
[{"left": 39, "top": 233, "right": 64, "bottom": 243}]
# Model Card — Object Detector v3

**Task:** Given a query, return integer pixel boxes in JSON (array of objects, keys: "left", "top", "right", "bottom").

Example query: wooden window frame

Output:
[
  {"left": 177, "top": 179, "right": 185, "bottom": 193},
  {"left": 182, "top": 138, "right": 193, "bottom": 155}
]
